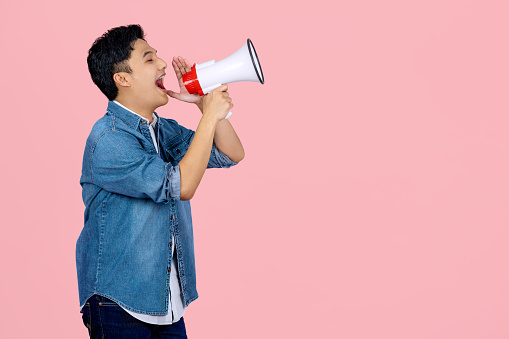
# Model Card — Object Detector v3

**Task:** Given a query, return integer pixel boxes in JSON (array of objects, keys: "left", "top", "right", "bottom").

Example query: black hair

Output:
[{"left": 87, "top": 24, "right": 145, "bottom": 101}]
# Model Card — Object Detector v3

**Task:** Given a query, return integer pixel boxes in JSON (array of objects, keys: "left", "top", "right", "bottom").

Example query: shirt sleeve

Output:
[
  {"left": 207, "top": 141, "right": 239, "bottom": 169},
  {"left": 91, "top": 130, "right": 180, "bottom": 203},
  {"left": 175, "top": 123, "right": 238, "bottom": 169}
]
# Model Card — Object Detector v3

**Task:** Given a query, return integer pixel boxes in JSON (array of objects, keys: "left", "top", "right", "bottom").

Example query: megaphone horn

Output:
[{"left": 183, "top": 39, "right": 264, "bottom": 119}]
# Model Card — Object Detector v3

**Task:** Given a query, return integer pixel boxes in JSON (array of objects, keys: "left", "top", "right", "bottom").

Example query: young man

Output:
[{"left": 76, "top": 24, "right": 244, "bottom": 338}]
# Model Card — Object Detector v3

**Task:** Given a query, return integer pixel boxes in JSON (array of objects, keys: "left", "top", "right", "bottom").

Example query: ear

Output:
[{"left": 113, "top": 72, "right": 131, "bottom": 88}]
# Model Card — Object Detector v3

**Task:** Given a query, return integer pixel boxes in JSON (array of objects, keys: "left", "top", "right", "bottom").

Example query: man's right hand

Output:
[{"left": 202, "top": 85, "right": 234, "bottom": 122}]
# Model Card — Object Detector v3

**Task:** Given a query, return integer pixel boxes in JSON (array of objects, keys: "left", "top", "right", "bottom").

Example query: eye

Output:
[{"left": 147, "top": 59, "right": 153, "bottom": 62}]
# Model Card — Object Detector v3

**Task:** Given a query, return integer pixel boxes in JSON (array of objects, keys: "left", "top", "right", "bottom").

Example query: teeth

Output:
[{"left": 156, "top": 75, "right": 166, "bottom": 90}]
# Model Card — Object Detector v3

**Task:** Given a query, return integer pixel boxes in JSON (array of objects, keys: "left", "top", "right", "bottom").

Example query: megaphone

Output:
[{"left": 183, "top": 38, "right": 264, "bottom": 119}]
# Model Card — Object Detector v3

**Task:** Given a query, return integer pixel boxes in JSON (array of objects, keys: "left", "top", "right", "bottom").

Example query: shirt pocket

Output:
[{"left": 162, "top": 135, "right": 186, "bottom": 166}]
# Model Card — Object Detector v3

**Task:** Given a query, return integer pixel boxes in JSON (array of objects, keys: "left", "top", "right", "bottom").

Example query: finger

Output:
[
  {"left": 172, "top": 59, "right": 182, "bottom": 78},
  {"left": 214, "top": 84, "right": 228, "bottom": 92},
  {"left": 183, "top": 58, "right": 193, "bottom": 73},
  {"left": 177, "top": 56, "right": 187, "bottom": 75},
  {"left": 173, "top": 57, "right": 185, "bottom": 76}
]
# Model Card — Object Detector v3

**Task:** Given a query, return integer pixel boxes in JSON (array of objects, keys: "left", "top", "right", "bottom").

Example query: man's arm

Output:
[
  {"left": 91, "top": 131, "right": 181, "bottom": 203},
  {"left": 178, "top": 85, "right": 234, "bottom": 200},
  {"left": 196, "top": 100, "right": 245, "bottom": 163}
]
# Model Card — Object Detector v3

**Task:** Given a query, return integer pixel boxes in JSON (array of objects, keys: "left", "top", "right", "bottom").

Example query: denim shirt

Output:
[{"left": 76, "top": 101, "right": 237, "bottom": 315}]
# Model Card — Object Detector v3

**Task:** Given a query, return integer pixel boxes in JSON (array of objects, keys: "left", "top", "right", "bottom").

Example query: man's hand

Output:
[
  {"left": 165, "top": 56, "right": 203, "bottom": 105},
  {"left": 202, "top": 85, "right": 234, "bottom": 122}
]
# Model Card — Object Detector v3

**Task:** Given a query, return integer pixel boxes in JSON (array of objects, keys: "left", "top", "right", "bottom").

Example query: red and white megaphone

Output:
[{"left": 182, "top": 38, "right": 264, "bottom": 119}]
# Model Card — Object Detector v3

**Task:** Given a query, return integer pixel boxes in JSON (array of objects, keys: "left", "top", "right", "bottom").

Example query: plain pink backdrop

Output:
[{"left": 1, "top": 0, "right": 508, "bottom": 338}]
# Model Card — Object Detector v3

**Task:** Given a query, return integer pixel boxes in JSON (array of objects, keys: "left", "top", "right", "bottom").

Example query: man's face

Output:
[{"left": 120, "top": 39, "right": 168, "bottom": 108}]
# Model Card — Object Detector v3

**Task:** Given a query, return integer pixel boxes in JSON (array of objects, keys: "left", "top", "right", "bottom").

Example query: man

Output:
[{"left": 76, "top": 24, "right": 244, "bottom": 338}]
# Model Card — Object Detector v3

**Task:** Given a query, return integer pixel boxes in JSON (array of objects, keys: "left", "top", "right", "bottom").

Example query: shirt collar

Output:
[{"left": 108, "top": 100, "right": 158, "bottom": 129}]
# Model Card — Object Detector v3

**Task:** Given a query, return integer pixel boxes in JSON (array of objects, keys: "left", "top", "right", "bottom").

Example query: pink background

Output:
[{"left": 1, "top": 0, "right": 508, "bottom": 338}]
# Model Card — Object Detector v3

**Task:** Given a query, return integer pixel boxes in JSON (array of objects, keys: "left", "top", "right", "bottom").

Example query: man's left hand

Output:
[{"left": 165, "top": 56, "right": 203, "bottom": 106}]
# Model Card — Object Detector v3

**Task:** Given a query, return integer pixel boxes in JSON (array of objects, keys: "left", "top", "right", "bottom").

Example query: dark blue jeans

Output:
[{"left": 81, "top": 295, "right": 188, "bottom": 338}]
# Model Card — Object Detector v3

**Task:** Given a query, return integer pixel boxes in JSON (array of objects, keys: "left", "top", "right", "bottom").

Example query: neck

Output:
[{"left": 115, "top": 96, "right": 155, "bottom": 124}]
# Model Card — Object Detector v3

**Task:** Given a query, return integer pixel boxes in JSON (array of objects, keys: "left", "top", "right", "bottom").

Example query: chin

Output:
[
  {"left": 160, "top": 95, "right": 169, "bottom": 106},
  {"left": 154, "top": 93, "right": 169, "bottom": 108}
]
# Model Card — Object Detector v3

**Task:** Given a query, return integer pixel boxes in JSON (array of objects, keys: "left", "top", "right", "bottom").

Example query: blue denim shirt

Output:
[{"left": 76, "top": 101, "right": 237, "bottom": 315}]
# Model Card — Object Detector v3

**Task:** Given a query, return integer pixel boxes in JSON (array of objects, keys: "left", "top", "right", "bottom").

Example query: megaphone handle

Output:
[{"left": 225, "top": 112, "right": 232, "bottom": 120}]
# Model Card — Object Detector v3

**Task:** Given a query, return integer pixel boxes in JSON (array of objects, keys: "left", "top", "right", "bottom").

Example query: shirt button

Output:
[
  {"left": 176, "top": 149, "right": 180, "bottom": 154},
  {"left": 168, "top": 267, "right": 171, "bottom": 272},
  {"left": 169, "top": 241, "right": 172, "bottom": 247},
  {"left": 171, "top": 215, "right": 174, "bottom": 220},
  {"left": 141, "top": 120, "right": 147, "bottom": 125}
]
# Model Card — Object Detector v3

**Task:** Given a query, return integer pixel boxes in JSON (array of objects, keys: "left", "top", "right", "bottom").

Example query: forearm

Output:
[
  {"left": 178, "top": 114, "right": 218, "bottom": 200},
  {"left": 196, "top": 102, "right": 245, "bottom": 163},
  {"left": 214, "top": 120, "right": 244, "bottom": 162}
]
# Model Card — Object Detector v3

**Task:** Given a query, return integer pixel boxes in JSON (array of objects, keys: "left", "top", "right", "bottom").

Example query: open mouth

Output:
[{"left": 156, "top": 75, "right": 166, "bottom": 91}]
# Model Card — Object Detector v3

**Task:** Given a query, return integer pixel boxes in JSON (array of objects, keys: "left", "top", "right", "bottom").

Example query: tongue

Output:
[{"left": 156, "top": 79, "right": 166, "bottom": 90}]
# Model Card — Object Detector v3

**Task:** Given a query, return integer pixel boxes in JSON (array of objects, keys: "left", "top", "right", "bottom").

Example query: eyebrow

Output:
[{"left": 142, "top": 50, "right": 157, "bottom": 59}]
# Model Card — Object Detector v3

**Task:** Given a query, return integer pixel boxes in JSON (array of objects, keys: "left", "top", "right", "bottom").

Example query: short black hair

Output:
[{"left": 87, "top": 24, "right": 145, "bottom": 101}]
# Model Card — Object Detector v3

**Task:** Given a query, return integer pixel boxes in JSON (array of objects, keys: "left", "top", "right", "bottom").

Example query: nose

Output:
[{"left": 159, "top": 57, "right": 167, "bottom": 71}]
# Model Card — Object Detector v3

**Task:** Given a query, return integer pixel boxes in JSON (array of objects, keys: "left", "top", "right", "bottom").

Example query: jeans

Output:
[{"left": 81, "top": 295, "right": 188, "bottom": 338}]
